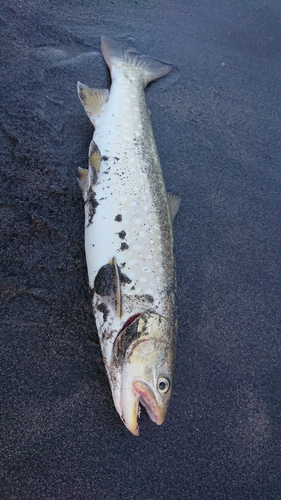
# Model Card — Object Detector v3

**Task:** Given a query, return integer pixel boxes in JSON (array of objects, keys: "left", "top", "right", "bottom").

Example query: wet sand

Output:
[{"left": 1, "top": 1, "right": 281, "bottom": 498}]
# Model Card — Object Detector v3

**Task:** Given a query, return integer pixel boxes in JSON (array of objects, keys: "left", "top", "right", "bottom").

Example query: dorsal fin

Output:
[
  {"left": 167, "top": 192, "right": 181, "bottom": 221},
  {"left": 77, "top": 82, "right": 109, "bottom": 126}
]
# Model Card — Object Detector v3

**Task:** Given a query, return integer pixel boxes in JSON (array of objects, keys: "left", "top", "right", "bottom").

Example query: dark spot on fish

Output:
[
  {"left": 120, "top": 242, "right": 129, "bottom": 250},
  {"left": 101, "top": 324, "right": 114, "bottom": 342},
  {"left": 114, "top": 157, "right": 119, "bottom": 161},
  {"left": 94, "top": 264, "right": 115, "bottom": 296},
  {"left": 97, "top": 302, "right": 109, "bottom": 322},
  {"left": 88, "top": 192, "right": 99, "bottom": 225},
  {"left": 115, "top": 214, "right": 122, "bottom": 221},
  {"left": 144, "top": 294, "right": 154, "bottom": 303},
  {"left": 118, "top": 230, "right": 126, "bottom": 239},
  {"left": 102, "top": 155, "right": 109, "bottom": 161},
  {"left": 131, "top": 285, "right": 135, "bottom": 290},
  {"left": 121, "top": 262, "right": 126, "bottom": 268},
  {"left": 119, "top": 271, "right": 132, "bottom": 285}
]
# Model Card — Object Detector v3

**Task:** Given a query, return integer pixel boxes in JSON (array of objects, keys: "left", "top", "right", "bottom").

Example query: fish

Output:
[{"left": 77, "top": 36, "right": 180, "bottom": 435}]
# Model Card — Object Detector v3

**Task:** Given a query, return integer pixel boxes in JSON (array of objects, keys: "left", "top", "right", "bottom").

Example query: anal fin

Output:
[
  {"left": 77, "top": 139, "right": 101, "bottom": 197},
  {"left": 89, "top": 140, "right": 101, "bottom": 185}
]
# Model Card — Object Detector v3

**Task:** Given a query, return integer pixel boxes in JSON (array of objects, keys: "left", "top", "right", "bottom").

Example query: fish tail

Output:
[{"left": 100, "top": 36, "right": 172, "bottom": 87}]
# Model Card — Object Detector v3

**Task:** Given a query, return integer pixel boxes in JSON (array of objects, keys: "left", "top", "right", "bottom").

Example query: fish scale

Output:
[{"left": 77, "top": 36, "right": 180, "bottom": 435}]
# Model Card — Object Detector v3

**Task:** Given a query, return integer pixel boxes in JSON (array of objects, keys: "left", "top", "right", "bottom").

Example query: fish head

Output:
[{"left": 112, "top": 311, "right": 175, "bottom": 435}]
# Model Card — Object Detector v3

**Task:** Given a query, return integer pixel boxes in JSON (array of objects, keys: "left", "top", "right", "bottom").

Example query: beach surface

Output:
[{"left": 1, "top": 1, "right": 281, "bottom": 498}]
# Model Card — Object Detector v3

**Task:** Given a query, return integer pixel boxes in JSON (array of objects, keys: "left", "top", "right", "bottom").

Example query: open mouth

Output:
[
  {"left": 132, "top": 379, "right": 164, "bottom": 426},
  {"left": 120, "top": 378, "right": 164, "bottom": 436}
]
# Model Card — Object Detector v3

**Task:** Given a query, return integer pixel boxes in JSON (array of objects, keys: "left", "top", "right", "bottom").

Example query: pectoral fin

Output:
[
  {"left": 110, "top": 257, "right": 122, "bottom": 319},
  {"left": 77, "top": 82, "right": 109, "bottom": 126},
  {"left": 167, "top": 192, "right": 181, "bottom": 221}
]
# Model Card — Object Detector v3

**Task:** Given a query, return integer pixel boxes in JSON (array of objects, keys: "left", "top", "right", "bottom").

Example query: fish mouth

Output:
[
  {"left": 120, "top": 379, "right": 165, "bottom": 436},
  {"left": 132, "top": 379, "right": 165, "bottom": 426}
]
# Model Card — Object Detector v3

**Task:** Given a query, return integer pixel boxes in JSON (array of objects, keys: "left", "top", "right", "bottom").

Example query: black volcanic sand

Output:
[{"left": 1, "top": 1, "right": 281, "bottom": 499}]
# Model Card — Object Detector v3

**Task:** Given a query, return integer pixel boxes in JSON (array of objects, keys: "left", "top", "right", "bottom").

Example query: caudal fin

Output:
[{"left": 100, "top": 36, "right": 172, "bottom": 87}]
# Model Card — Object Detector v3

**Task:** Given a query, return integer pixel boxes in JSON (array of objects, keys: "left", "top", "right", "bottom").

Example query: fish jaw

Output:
[
  {"left": 119, "top": 364, "right": 140, "bottom": 436},
  {"left": 118, "top": 376, "right": 167, "bottom": 436},
  {"left": 121, "top": 394, "right": 140, "bottom": 436},
  {"left": 132, "top": 379, "right": 166, "bottom": 425}
]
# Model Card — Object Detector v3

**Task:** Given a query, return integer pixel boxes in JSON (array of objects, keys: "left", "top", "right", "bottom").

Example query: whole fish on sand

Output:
[{"left": 77, "top": 36, "right": 180, "bottom": 435}]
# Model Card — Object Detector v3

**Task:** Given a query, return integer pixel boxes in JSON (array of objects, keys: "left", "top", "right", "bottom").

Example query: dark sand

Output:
[{"left": 1, "top": 1, "right": 281, "bottom": 498}]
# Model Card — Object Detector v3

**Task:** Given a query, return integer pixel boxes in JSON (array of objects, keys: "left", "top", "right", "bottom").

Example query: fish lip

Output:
[{"left": 132, "top": 379, "right": 165, "bottom": 425}]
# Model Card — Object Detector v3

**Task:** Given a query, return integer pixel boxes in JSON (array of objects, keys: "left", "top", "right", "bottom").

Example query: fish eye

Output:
[{"left": 158, "top": 377, "right": 170, "bottom": 394}]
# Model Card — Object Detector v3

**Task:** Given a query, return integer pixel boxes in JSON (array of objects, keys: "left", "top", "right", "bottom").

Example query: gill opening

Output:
[{"left": 118, "top": 313, "right": 141, "bottom": 335}]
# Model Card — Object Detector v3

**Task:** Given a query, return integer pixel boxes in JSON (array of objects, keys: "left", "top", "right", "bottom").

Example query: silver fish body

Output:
[{"left": 77, "top": 37, "right": 179, "bottom": 435}]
